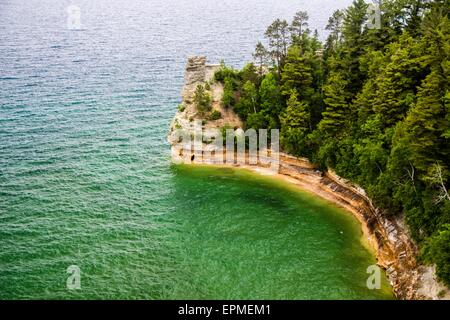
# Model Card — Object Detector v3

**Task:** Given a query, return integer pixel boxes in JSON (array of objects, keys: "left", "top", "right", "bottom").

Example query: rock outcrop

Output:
[
  {"left": 168, "top": 56, "right": 242, "bottom": 150},
  {"left": 182, "top": 56, "right": 208, "bottom": 101}
]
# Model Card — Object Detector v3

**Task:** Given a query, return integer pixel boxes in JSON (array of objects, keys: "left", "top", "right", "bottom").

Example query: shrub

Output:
[
  {"left": 208, "top": 110, "right": 222, "bottom": 121},
  {"left": 214, "top": 63, "right": 240, "bottom": 83},
  {"left": 193, "top": 85, "right": 212, "bottom": 114},
  {"left": 222, "top": 77, "right": 235, "bottom": 108}
]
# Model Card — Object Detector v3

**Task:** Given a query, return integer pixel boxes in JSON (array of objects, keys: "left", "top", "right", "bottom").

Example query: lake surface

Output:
[{"left": 0, "top": 0, "right": 393, "bottom": 299}]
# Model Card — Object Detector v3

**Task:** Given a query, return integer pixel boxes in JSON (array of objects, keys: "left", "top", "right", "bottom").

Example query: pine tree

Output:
[
  {"left": 281, "top": 46, "right": 314, "bottom": 102},
  {"left": 422, "top": 224, "right": 450, "bottom": 287},
  {"left": 290, "top": 11, "right": 309, "bottom": 38},
  {"left": 318, "top": 72, "right": 351, "bottom": 138},
  {"left": 259, "top": 73, "right": 283, "bottom": 129},
  {"left": 372, "top": 34, "right": 425, "bottom": 128},
  {"left": 340, "top": 0, "right": 369, "bottom": 95},
  {"left": 444, "top": 91, "right": 450, "bottom": 140},
  {"left": 325, "top": 10, "right": 344, "bottom": 52},
  {"left": 253, "top": 42, "right": 269, "bottom": 75},
  {"left": 280, "top": 91, "right": 311, "bottom": 155},
  {"left": 222, "top": 77, "right": 235, "bottom": 108},
  {"left": 218, "top": 1, "right": 450, "bottom": 285},
  {"left": 265, "top": 19, "right": 290, "bottom": 76},
  {"left": 234, "top": 80, "right": 258, "bottom": 120},
  {"left": 290, "top": 11, "right": 309, "bottom": 50},
  {"left": 240, "top": 63, "right": 260, "bottom": 87},
  {"left": 403, "top": 70, "right": 448, "bottom": 175}
]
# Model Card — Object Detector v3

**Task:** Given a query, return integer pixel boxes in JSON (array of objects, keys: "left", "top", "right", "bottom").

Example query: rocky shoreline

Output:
[{"left": 168, "top": 56, "right": 450, "bottom": 300}]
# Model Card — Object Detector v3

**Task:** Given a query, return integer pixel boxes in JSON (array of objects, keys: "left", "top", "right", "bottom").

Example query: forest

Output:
[{"left": 211, "top": 0, "right": 450, "bottom": 285}]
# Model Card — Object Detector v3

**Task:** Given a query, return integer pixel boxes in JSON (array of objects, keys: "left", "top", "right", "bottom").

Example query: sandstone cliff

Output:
[{"left": 169, "top": 56, "right": 242, "bottom": 139}]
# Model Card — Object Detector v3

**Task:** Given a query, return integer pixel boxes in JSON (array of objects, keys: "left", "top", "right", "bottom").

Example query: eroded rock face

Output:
[
  {"left": 182, "top": 56, "right": 208, "bottom": 102},
  {"left": 168, "top": 56, "right": 242, "bottom": 159}
]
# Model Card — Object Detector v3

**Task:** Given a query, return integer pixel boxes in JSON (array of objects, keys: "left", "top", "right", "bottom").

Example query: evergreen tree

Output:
[
  {"left": 291, "top": 11, "right": 309, "bottom": 38},
  {"left": 372, "top": 34, "right": 425, "bottom": 128},
  {"left": 264, "top": 19, "right": 290, "bottom": 76},
  {"left": 240, "top": 63, "right": 260, "bottom": 87},
  {"left": 193, "top": 84, "right": 212, "bottom": 115},
  {"left": 253, "top": 42, "right": 269, "bottom": 75},
  {"left": 281, "top": 46, "right": 314, "bottom": 101},
  {"left": 422, "top": 224, "right": 450, "bottom": 287},
  {"left": 290, "top": 11, "right": 309, "bottom": 50},
  {"left": 222, "top": 77, "right": 235, "bottom": 108},
  {"left": 234, "top": 80, "right": 258, "bottom": 121},
  {"left": 280, "top": 91, "right": 311, "bottom": 156},
  {"left": 318, "top": 72, "right": 351, "bottom": 138},
  {"left": 340, "top": 0, "right": 369, "bottom": 95},
  {"left": 325, "top": 10, "right": 344, "bottom": 52},
  {"left": 259, "top": 73, "right": 284, "bottom": 129},
  {"left": 403, "top": 70, "right": 448, "bottom": 175}
]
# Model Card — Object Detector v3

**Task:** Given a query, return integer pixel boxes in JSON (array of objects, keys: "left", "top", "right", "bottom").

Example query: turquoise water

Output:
[{"left": 0, "top": 0, "right": 393, "bottom": 299}]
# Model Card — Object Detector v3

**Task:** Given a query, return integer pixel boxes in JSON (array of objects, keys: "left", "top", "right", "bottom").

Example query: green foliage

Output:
[
  {"left": 338, "top": 0, "right": 369, "bottom": 96},
  {"left": 325, "top": 10, "right": 344, "bottom": 52},
  {"left": 253, "top": 42, "right": 269, "bottom": 75},
  {"left": 318, "top": 72, "right": 351, "bottom": 138},
  {"left": 214, "top": 63, "right": 240, "bottom": 83},
  {"left": 280, "top": 91, "right": 311, "bottom": 156},
  {"left": 372, "top": 34, "right": 425, "bottom": 128},
  {"left": 220, "top": 124, "right": 235, "bottom": 145},
  {"left": 422, "top": 224, "right": 450, "bottom": 286},
  {"left": 281, "top": 46, "right": 314, "bottom": 100},
  {"left": 246, "top": 113, "right": 267, "bottom": 130},
  {"left": 240, "top": 63, "right": 260, "bottom": 86},
  {"left": 234, "top": 80, "right": 258, "bottom": 121},
  {"left": 403, "top": 70, "right": 448, "bottom": 174},
  {"left": 193, "top": 85, "right": 212, "bottom": 115},
  {"left": 291, "top": 11, "right": 309, "bottom": 38},
  {"left": 222, "top": 77, "right": 236, "bottom": 108},
  {"left": 264, "top": 18, "right": 290, "bottom": 75},
  {"left": 208, "top": 110, "right": 222, "bottom": 121},
  {"left": 445, "top": 91, "right": 450, "bottom": 139},
  {"left": 259, "top": 73, "right": 284, "bottom": 129}
]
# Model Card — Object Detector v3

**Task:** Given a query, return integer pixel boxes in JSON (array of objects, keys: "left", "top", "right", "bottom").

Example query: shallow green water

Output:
[{"left": 166, "top": 166, "right": 393, "bottom": 299}]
